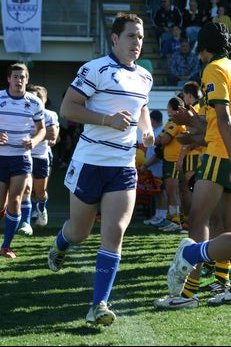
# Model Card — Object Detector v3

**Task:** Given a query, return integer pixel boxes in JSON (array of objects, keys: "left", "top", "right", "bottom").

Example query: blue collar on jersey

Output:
[{"left": 109, "top": 52, "right": 137, "bottom": 72}]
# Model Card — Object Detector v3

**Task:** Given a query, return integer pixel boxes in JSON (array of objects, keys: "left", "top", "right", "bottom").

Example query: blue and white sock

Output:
[
  {"left": 2, "top": 211, "right": 21, "bottom": 248},
  {"left": 93, "top": 248, "right": 121, "bottom": 306},
  {"left": 183, "top": 241, "right": 212, "bottom": 266},
  {"left": 21, "top": 199, "right": 32, "bottom": 224},
  {"left": 56, "top": 224, "right": 71, "bottom": 251}
]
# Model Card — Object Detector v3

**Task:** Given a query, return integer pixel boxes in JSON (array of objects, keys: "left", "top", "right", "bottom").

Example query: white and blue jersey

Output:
[
  {"left": 70, "top": 53, "right": 153, "bottom": 167},
  {"left": 0, "top": 89, "right": 44, "bottom": 156},
  {"left": 31, "top": 108, "right": 59, "bottom": 159}
]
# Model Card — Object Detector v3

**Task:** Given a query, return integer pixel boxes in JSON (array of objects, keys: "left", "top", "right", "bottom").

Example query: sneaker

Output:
[
  {"left": 161, "top": 221, "right": 182, "bottom": 232},
  {"left": 207, "top": 290, "right": 231, "bottom": 305},
  {"left": 31, "top": 209, "right": 38, "bottom": 221},
  {"left": 152, "top": 219, "right": 171, "bottom": 228},
  {"left": 0, "top": 247, "right": 16, "bottom": 259},
  {"left": 201, "top": 279, "right": 230, "bottom": 294},
  {"left": 48, "top": 241, "right": 66, "bottom": 272},
  {"left": 35, "top": 204, "right": 48, "bottom": 227},
  {"left": 18, "top": 222, "right": 33, "bottom": 236},
  {"left": 86, "top": 301, "right": 116, "bottom": 326},
  {"left": 180, "top": 228, "right": 189, "bottom": 235},
  {"left": 144, "top": 216, "right": 160, "bottom": 225},
  {"left": 154, "top": 295, "right": 199, "bottom": 309},
  {"left": 167, "top": 238, "right": 196, "bottom": 296}
]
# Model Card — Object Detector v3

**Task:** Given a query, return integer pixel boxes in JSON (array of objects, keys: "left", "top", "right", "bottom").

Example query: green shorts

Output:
[
  {"left": 196, "top": 154, "right": 231, "bottom": 191},
  {"left": 183, "top": 154, "right": 201, "bottom": 173},
  {"left": 163, "top": 159, "right": 179, "bottom": 180}
]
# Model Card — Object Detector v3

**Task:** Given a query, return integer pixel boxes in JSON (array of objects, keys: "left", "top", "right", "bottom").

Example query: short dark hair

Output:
[
  {"left": 168, "top": 96, "right": 184, "bottom": 110},
  {"left": 183, "top": 81, "right": 200, "bottom": 99},
  {"left": 7, "top": 63, "right": 29, "bottom": 78},
  {"left": 111, "top": 12, "right": 143, "bottom": 37},
  {"left": 150, "top": 109, "right": 163, "bottom": 122}
]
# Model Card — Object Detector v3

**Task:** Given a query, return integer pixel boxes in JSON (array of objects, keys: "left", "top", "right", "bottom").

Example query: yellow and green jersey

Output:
[
  {"left": 201, "top": 55, "right": 231, "bottom": 158},
  {"left": 160, "top": 120, "right": 186, "bottom": 161}
]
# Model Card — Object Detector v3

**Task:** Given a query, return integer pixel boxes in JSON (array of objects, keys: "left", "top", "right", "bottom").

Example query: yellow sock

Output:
[
  {"left": 182, "top": 276, "right": 200, "bottom": 298},
  {"left": 215, "top": 261, "right": 230, "bottom": 285}
]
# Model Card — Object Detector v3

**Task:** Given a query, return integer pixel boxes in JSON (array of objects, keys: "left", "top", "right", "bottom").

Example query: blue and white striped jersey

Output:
[
  {"left": 71, "top": 53, "right": 153, "bottom": 167},
  {"left": 31, "top": 108, "right": 59, "bottom": 158},
  {"left": 0, "top": 90, "right": 44, "bottom": 156}
]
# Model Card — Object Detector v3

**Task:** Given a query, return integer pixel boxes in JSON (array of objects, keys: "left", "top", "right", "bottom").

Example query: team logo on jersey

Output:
[
  {"left": 0, "top": 101, "right": 6, "bottom": 108},
  {"left": 207, "top": 83, "right": 215, "bottom": 93},
  {"left": 111, "top": 72, "right": 121, "bottom": 83},
  {"left": 7, "top": 0, "right": 38, "bottom": 24},
  {"left": 75, "top": 67, "right": 90, "bottom": 87},
  {"left": 24, "top": 102, "right": 30, "bottom": 109}
]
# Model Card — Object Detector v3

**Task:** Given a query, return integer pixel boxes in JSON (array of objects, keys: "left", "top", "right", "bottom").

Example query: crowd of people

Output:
[
  {"left": 147, "top": 0, "right": 231, "bottom": 85},
  {"left": 0, "top": 8, "right": 230, "bottom": 328}
]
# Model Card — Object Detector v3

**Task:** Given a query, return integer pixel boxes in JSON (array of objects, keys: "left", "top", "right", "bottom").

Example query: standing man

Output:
[
  {"left": 0, "top": 63, "right": 46, "bottom": 258},
  {"left": 48, "top": 12, "right": 154, "bottom": 326}
]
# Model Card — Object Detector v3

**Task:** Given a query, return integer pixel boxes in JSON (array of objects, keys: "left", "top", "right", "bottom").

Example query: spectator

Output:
[
  {"left": 152, "top": 0, "right": 182, "bottom": 49},
  {"left": 161, "top": 25, "right": 184, "bottom": 58},
  {"left": 208, "top": 0, "right": 221, "bottom": 20},
  {"left": 140, "top": 110, "right": 169, "bottom": 227},
  {"left": 182, "top": 0, "right": 207, "bottom": 48},
  {"left": 168, "top": 38, "right": 200, "bottom": 86},
  {"left": 213, "top": 3, "right": 231, "bottom": 33}
]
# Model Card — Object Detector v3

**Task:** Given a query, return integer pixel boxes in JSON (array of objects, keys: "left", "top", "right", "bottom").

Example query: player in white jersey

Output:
[
  {"left": 0, "top": 63, "right": 46, "bottom": 258},
  {"left": 18, "top": 84, "right": 59, "bottom": 236},
  {"left": 48, "top": 12, "right": 154, "bottom": 326}
]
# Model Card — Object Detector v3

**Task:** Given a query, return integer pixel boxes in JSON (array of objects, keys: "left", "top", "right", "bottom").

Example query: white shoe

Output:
[
  {"left": 48, "top": 241, "right": 66, "bottom": 272},
  {"left": 143, "top": 216, "right": 160, "bottom": 225},
  {"left": 167, "top": 238, "right": 196, "bottom": 296},
  {"left": 86, "top": 301, "right": 116, "bottom": 326},
  {"left": 160, "top": 221, "right": 182, "bottom": 232},
  {"left": 18, "top": 222, "right": 33, "bottom": 236},
  {"left": 207, "top": 290, "right": 231, "bottom": 305},
  {"left": 35, "top": 204, "right": 48, "bottom": 227},
  {"left": 180, "top": 229, "right": 189, "bottom": 234},
  {"left": 154, "top": 295, "right": 199, "bottom": 309},
  {"left": 31, "top": 209, "right": 38, "bottom": 221}
]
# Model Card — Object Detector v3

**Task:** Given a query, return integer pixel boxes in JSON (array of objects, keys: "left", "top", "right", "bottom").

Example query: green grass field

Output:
[{"left": 0, "top": 167, "right": 230, "bottom": 346}]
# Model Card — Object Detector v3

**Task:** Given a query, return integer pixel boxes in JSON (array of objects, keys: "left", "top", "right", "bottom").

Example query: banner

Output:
[{"left": 1, "top": 0, "right": 42, "bottom": 53}]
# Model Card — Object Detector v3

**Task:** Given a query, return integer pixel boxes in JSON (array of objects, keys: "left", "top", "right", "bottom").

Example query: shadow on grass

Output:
[{"left": 0, "top": 223, "right": 180, "bottom": 339}]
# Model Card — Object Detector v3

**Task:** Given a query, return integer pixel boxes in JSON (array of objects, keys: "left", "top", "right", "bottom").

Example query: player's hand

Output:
[
  {"left": 172, "top": 106, "right": 195, "bottom": 126},
  {"left": 22, "top": 136, "right": 34, "bottom": 150},
  {"left": 142, "top": 131, "right": 154, "bottom": 147},
  {"left": 108, "top": 111, "right": 132, "bottom": 131},
  {"left": 0, "top": 132, "right": 8, "bottom": 145}
]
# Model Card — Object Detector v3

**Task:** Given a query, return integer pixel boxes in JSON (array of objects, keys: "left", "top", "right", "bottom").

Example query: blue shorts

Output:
[
  {"left": 32, "top": 157, "right": 50, "bottom": 179},
  {"left": 64, "top": 161, "right": 137, "bottom": 204},
  {"left": 0, "top": 155, "right": 32, "bottom": 183}
]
